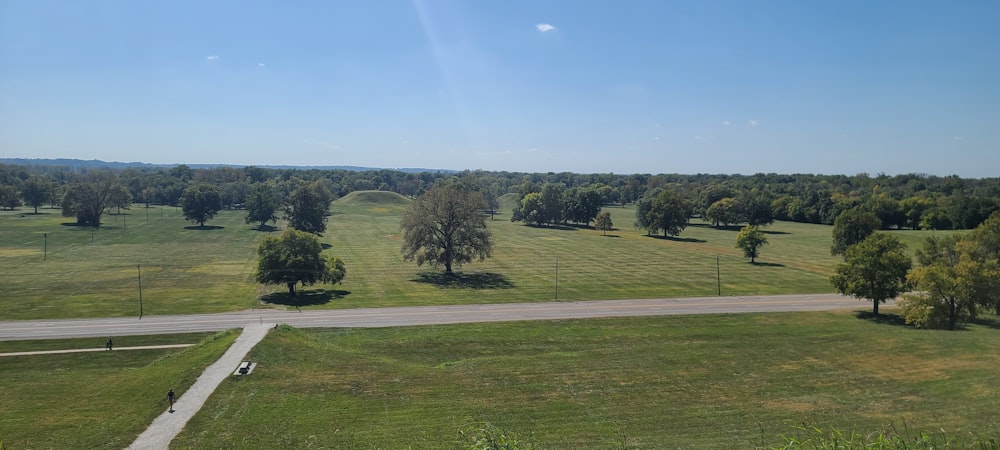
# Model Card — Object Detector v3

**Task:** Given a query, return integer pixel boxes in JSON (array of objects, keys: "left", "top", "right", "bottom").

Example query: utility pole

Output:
[
  {"left": 137, "top": 264, "right": 144, "bottom": 319},
  {"left": 716, "top": 255, "right": 721, "bottom": 296},
  {"left": 555, "top": 258, "right": 559, "bottom": 300},
  {"left": 43, "top": 233, "right": 47, "bottom": 261}
]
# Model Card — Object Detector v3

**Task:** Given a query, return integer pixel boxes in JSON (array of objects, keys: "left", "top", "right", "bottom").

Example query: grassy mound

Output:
[
  {"left": 336, "top": 190, "right": 411, "bottom": 206},
  {"left": 497, "top": 192, "right": 520, "bottom": 212}
]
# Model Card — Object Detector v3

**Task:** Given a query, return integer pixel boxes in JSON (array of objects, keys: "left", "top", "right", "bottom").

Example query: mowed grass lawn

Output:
[
  {"left": 171, "top": 312, "right": 1000, "bottom": 449},
  {"left": 0, "top": 194, "right": 964, "bottom": 320},
  {"left": 0, "top": 331, "right": 237, "bottom": 449},
  {"left": 0, "top": 206, "right": 264, "bottom": 319}
]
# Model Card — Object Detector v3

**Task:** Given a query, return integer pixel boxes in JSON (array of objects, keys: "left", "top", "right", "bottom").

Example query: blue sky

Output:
[{"left": 1, "top": 1, "right": 998, "bottom": 177}]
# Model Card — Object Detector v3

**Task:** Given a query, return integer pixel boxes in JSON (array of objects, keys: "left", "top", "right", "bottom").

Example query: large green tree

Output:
[
  {"left": 831, "top": 209, "right": 882, "bottom": 256},
  {"left": 901, "top": 234, "right": 1000, "bottom": 329},
  {"left": 245, "top": 183, "right": 279, "bottom": 230},
  {"left": 705, "top": 197, "right": 741, "bottom": 227},
  {"left": 61, "top": 171, "right": 116, "bottom": 226},
  {"left": 0, "top": 184, "right": 19, "bottom": 210},
  {"left": 255, "top": 229, "right": 346, "bottom": 296},
  {"left": 285, "top": 182, "right": 331, "bottom": 234},
  {"left": 735, "top": 225, "right": 769, "bottom": 263},
  {"left": 644, "top": 190, "right": 689, "bottom": 237},
  {"left": 401, "top": 185, "right": 494, "bottom": 274},
  {"left": 830, "top": 233, "right": 911, "bottom": 315},
  {"left": 180, "top": 183, "right": 222, "bottom": 227},
  {"left": 21, "top": 175, "right": 53, "bottom": 214}
]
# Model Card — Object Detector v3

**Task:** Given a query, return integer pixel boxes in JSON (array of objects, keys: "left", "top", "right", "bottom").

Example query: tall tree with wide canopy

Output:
[
  {"left": 645, "top": 189, "right": 690, "bottom": 237},
  {"left": 21, "top": 175, "right": 53, "bottom": 214},
  {"left": 401, "top": 185, "right": 494, "bottom": 274},
  {"left": 255, "top": 229, "right": 346, "bottom": 296},
  {"left": 285, "top": 182, "right": 331, "bottom": 234},
  {"left": 245, "top": 183, "right": 279, "bottom": 229},
  {"left": 61, "top": 170, "right": 116, "bottom": 226},
  {"left": 830, "top": 233, "right": 911, "bottom": 315},
  {"left": 180, "top": 183, "right": 222, "bottom": 227}
]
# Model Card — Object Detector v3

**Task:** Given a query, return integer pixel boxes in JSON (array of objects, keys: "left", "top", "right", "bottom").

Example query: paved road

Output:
[{"left": 0, "top": 293, "right": 866, "bottom": 341}]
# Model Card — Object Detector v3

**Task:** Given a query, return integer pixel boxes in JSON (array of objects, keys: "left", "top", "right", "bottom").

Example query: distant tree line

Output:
[{"left": 1, "top": 163, "right": 998, "bottom": 231}]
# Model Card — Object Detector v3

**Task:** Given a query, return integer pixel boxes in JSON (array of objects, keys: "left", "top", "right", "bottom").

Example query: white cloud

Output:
[
  {"left": 536, "top": 23, "right": 556, "bottom": 32},
  {"left": 722, "top": 121, "right": 731, "bottom": 126},
  {"left": 257, "top": 63, "right": 266, "bottom": 68},
  {"left": 651, "top": 136, "right": 660, "bottom": 141},
  {"left": 207, "top": 55, "right": 219, "bottom": 61},
  {"left": 748, "top": 119, "right": 758, "bottom": 127}
]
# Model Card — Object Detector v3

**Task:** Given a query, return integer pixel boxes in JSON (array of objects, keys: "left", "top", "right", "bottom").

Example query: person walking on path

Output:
[
  {"left": 167, "top": 389, "right": 175, "bottom": 412},
  {"left": 106, "top": 337, "right": 113, "bottom": 351}
]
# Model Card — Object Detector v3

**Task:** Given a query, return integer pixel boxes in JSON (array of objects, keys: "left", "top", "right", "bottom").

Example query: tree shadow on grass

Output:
[
  {"left": 600, "top": 234, "right": 621, "bottom": 238},
  {"left": 689, "top": 223, "right": 742, "bottom": 232},
  {"left": 750, "top": 261, "right": 786, "bottom": 268},
  {"left": 413, "top": 271, "right": 514, "bottom": 289},
  {"left": 260, "top": 289, "right": 351, "bottom": 308},
  {"left": 763, "top": 230, "right": 792, "bottom": 235},
  {"left": 971, "top": 316, "right": 1000, "bottom": 330},
  {"left": 645, "top": 235, "right": 707, "bottom": 243},
  {"left": 250, "top": 224, "right": 279, "bottom": 232},
  {"left": 183, "top": 225, "right": 225, "bottom": 230},
  {"left": 854, "top": 310, "right": 910, "bottom": 327},
  {"left": 523, "top": 224, "right": 581, "bottom": 231}
]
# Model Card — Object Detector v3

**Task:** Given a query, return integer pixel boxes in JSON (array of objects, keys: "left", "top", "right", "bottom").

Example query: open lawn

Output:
[
  {"left": 0, "top": 330, "right": 237, "bottom": 449},
  {"left": 0, "top": 206, "right": 265, "bottom": 319},
  {"left": 0, "top": 197, "right": 964, "bottom": 320},
  {"left": 169, "top": 311, "right": 1000, "bottom": 448}
]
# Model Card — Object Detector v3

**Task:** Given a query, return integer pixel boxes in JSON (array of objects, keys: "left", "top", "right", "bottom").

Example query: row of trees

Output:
[
  {"left": 2, "top": 163, "right": 998, "bottom": 231},
  {"left": 510, "top": 183, "right": 605, "bottom": 227},
  {"left": 831, "top": 212, "right": 1000, "bottom": 329}
]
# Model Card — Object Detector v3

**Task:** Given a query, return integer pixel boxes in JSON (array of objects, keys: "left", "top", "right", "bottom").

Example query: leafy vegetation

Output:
[
  {"left": 255, "top": 229, "right": 346, "bottom": 296},
  {"left": 400, "top": 184, "right": 494, "bottom": 274}
]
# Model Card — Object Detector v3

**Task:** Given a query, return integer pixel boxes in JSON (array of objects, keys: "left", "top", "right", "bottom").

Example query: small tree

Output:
[
  {"left": 830, "top": 233, "right": 911, "bottom": 315},
  {"left": 735, "top": 225, "right": 768, "bottom": 263},
  {"left": 595, "top": 211, "right": 613, "bottom": 236},
  {"left": 255, "top": 229, "right": 346, "bottom": 296},
  {"left": 401, "top": 185, "right": 493, "bottom": 274},
  {"left": 831, "top": 209, "right": 881, "bottom": 256},
  {"left": 180, "top": 183, "right": 222, "bottom": 227}
]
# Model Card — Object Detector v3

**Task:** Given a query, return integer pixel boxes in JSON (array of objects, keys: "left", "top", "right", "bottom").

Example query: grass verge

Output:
[
  {"left": 0, "top": 330, "right": 238, "bottom": 449},
  {"left": 171, "top": 310, "right": 1000, "bottom": 449}
]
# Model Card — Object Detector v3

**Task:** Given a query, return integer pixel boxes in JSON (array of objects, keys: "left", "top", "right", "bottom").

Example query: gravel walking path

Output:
[
  {"left": 127, "top": 323, "right": 273, "bottom": 450},
  {"left": 0, "top": 344, "right": 193, "bottom": 357}
]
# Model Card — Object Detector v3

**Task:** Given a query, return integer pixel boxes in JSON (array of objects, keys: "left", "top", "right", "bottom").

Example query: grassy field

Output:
[
  {"left": 0, "top": 330, "right": 237, "bottom": 449},
  {"left": 0, "top": 206, "right": 265, "bottom": 319},
  {"left": 166, "top": 311, "right": 1000, "bottom": 449},
  {"left": 0, "top": 195, "right": 964, "bottom": 320}
]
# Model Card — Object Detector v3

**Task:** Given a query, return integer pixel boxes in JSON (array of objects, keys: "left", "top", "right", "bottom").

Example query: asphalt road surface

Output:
[{"left": 0, "top": 293, "right": 868, "bottom": 341}]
